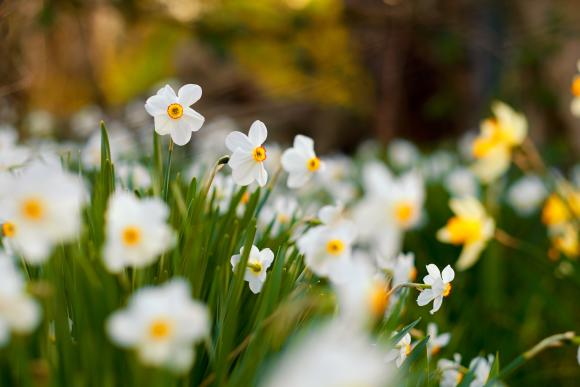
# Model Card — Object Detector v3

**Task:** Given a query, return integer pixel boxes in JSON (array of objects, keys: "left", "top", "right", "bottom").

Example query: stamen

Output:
[
  {"left": 122, "top": 226, "right": 141, "bottom": 246},
  {"left": 306, "top": 157, "right": 320, "bottom": 172},
  {"left": 21, "top": 198, "right": 44, "bottom": 221},
  {"left": 167, "top": 103, "right": 184, "bottom": 119},
  {"left": 326, "top": 239, "right": 345, "bottom": 255},
  {"left": 252, "top": 146, "right": 267, "bottom": 162}
]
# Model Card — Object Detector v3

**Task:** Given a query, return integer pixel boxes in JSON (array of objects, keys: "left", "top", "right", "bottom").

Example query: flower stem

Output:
[
  {"left": 387, "top": 282, "right": 430, "bottom": 297},
  {"left": 162, "top": 139, "right": 174, "bottom": 202}
]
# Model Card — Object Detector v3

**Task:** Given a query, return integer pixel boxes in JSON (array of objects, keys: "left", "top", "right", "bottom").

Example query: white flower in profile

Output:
[
  {"left": 225, "top": 120, "right": 269, "bottom": 187},
  {"left": 437, "top": 354, "right": 464, "bottom": 387},
  {"left": 417, "top": 264, "right": 455, "bottom": 314},
  {"left": 333, "top": 258, "right": 390, "bottom": 327},
  {"left": 107, "top": 279, "right": 210, "bottom": 373},
  {"left": 0, "top": 161, "right": 87, "bottom": 263},
  {"left": 437, "top": 196, "right": 495, "bottom": 270},
  {"left": 507, "top": 175, "right": 547, "bottom": 216},
  {"left": 468, "top": 354, "right": 494, "bottom": 387},
  {"left": 281, "top": 135, "right": 324, "bottom": 189},
  {"left": 145, "top": 84, "right": 205, "bottom": 146},
  {"left": 426, "top": 323, "right": 451, "bottom": 356},
  {"left": 385, "top": 332, "right": 412, "bottom": 368},
  {"left": 260, "top": 320, "right": 392, "bottom": 387},
  {"left": 103, "top": 191, "right": 175, "bottom": 273},
  {"left": 297, "top": 204, "right": 356, "bottom": 282},
  {"left": 0, "top": 251, "right": 41, "bottom": 346},
  {"left": 230, "top": 245, "right": 274, "bottom": 294},
  {"left": 388, "top": 138, "right": 420, "bottom": 170}
]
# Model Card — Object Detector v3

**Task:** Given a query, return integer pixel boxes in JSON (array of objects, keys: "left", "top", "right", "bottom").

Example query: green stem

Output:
[{"left": 162, "top": 139, "right": 174, "bottom": 202}]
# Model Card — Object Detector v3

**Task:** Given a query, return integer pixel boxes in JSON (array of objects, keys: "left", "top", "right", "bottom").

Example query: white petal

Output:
[
  {"left": 255, "top": 164, "right": 268, "bottom": 187},
  {"left": 441, "top": 265, "right": 455, "bottom": 283},
  {"left": 154, "top": 115, "right": 172, "bottom": 135},
  {"left": 232, "top": 159, "right": 257, "bottom": 186},
  {"left": 281, "top": 149, "right": 307, "bottom": 172},
  {"left": 430, "top": 296, "right": 443, "bottom": 314},
  {"left": 225, "top": 132, "right": 253, "bottom": 152},
  {"left": 456, "top": 242, "right": 485, "bottom": 270},
  {"left": 177, "top": 84, "right": 202, "bottom": 106},
  {"left": 294, "top": 134, "right": 314, "bottom": 153},
  {"left": 248, "top": 278, "right": 264, "bottom": 294},
  {"left": 145, "top": 94, "right": 169, "bottom": 116},
  {"left": 417, "top": 289, "right": 435, "bottom": 306},
  {"left": 426, "top": 264, "right": 441, "bottom": 280},
  {"left": 182, "top": 108, "right": 205, "bottom": 132},
  {"left": 170, "top": 120, "right": 193, "bottom": 146},
  {"left": 287, "top": 170, "right": 311, "bottom": 189},
  {"left": 248, "top": 120, "right": 267, "bottom": 146}
]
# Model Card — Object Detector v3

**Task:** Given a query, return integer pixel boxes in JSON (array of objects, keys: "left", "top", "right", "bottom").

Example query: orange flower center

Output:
[
  {"left": 122, "top": 226, "right": 141, "bottom": 246},
  {"left": 446, "top": 217, "right": 482, "bottom": 244},
  {"left": 443, "top": 283, "right": 452, "bottom": 297},
  {"left": 247, "top": 260, "right": 263, "bottom": 274},
  {"left": 369, "top": 282, "right": 390, "bottom": 318},
  {"left": 252, "top": 146, "right": 267, "bottom": 162},
  {"left": 149, "top": 319, "right": 172, "bottom": 340},
  {"left": 21, "top": 198, "right": 44, "bottom": 221},
  {"left": 2, "top": 222, "right": 16, "bottom": 237},
  {"left": 394, "top": 201, "right": 414, "bottom": 225},
  {"left": 326, "top": 239, "right": 345, "bottom": 256},
  {"left": 542, "top": 195, "right": 569, "bottom": 226},
  {"left": 167, "top": 103, "right": 184, "bottom": 119},
  {"left": 306, "top": 157, "right": 320, "bottom": 172},
  {"left": 572, "top": 76, "right": 580, "bottom": 97}
]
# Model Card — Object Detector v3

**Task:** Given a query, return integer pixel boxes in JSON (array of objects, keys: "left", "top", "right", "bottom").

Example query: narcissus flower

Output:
[
  {"left": 0, "top": 252, "right": 41, "bottom": 346},
  {"left": 104, "top": 191, "right": 175, "bottom": 273},
  {"left": 333, "top": 258, "right": 390, "bottom": 327},
  {"left": 145, "top": 84, "right": 205, "bottom": 146},
  {"left": 471, "top": 101, "right": 527, "bottom": 183},
  {"left": 354, "top": 162, "right": 424, "bottom": 259},
  {"left": 0, "top": 162, "right": 87, "bottom": 263},
  {"left": 297, "top": 204, "right": 356, "bottom": 282},
  {"left": 426, "top": 323, "right": 451, "bottom": 356},
  {"left": 230, "top": 245, "right": 275, "bottom": 294},
  {"left": 225, "top": 120, "right": 269, "bottom": 187},
  {"left": 281, "top": 135, "right": 324, "bottom": 188},
  {"left": 107, "top": 279, "right": 210, "bottom": 373},
  {"left": 507, "top": 175, "right": 546, "bottom": 216},
  {"left": 379, "top": 251, "right": 416, "bottom": 286},
  {"left": 468, "top": 354, "right": 494, "bottom": 387},
  {"left": 437, "top": 197, "right": 495, "bottom": 270},
  {"left": 260, "top": 321, "right": 392, "bottom": 387},
  {"left": 385, "top": 332, "right": 412, "bottom": 368},
  {"left": 259, "top": 196, "right": 299, "bottom": 233},
  {"left": 437, "top": 354, "right": 464, "bottom": 387},
  {"left": 417, "top": 264, "right": 455, "bottom": 315}
]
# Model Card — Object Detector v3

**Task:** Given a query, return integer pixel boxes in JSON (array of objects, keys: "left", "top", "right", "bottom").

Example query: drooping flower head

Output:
[{"left": 145, "top": 84, "right": 205, "bottom": 145}]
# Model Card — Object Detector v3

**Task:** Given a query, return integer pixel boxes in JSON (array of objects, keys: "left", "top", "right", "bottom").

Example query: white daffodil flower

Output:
[
  {"left": 385, "top": 332, "right": 412, "bottom": 368},
  {"left": 427, "top": 323, "right": 451, "bottom": 356},
  {"left": 437, "top": 196, "right": 495, "bottom": 270},
  {"left": 0, "top": 162, "right": 87, "bottom": 263},
  {"left": 468, "top": 354, "right": 494, "bottom": 387},
  {"left": 471, "top": 101, "right": 527, "bottom": 183},
  {"left": 378, "top": 251, "right": 417, "bottom": 285},
  {"left": 417, "top": 264, "right": 455, "bottom": 315},
  {"left": 230, "top": 245, "right": 274, "bottom": 294},
  {"left": 116, "top": 162, "right": 152, "bottom": 190},
  {"left": 354, "top": 162, "right": 424, "bottom": 259},
  {"left": 107, "top": 279, "right": 210, "bottom": 373},
  {"left": 281, "top": 134, "right": 324, "bottom": 189},
  {"left": 103, "top": 191, "right": 175, "bottom": 273},
  {"left": 145, "top": 84, "right": 205, "bottom": 146},
  {"left": 0, "top": 251, "right": 41, "bottom": 346},
  {"left": 437, "top": 354, "right": 464, "bottom": 387},
  {"left": 297, "top": 204, "right": 356, "bottom": 283},
  {"left": 260, "top": 320, "right": 393, "bottom": 387},
  {"left": 333, "top": 258, "right": 390, "bottom": 327},
  {"left": 445, "top": 168, "right": 479, "bottom": 198},
  {"left": 225, "top": 120, "right": 269, "bottom": 187}
]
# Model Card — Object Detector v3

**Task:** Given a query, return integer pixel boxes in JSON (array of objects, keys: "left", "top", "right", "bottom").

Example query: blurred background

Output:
[{"left": 1, "top": 0, "right": 579, "bottom": 156}]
